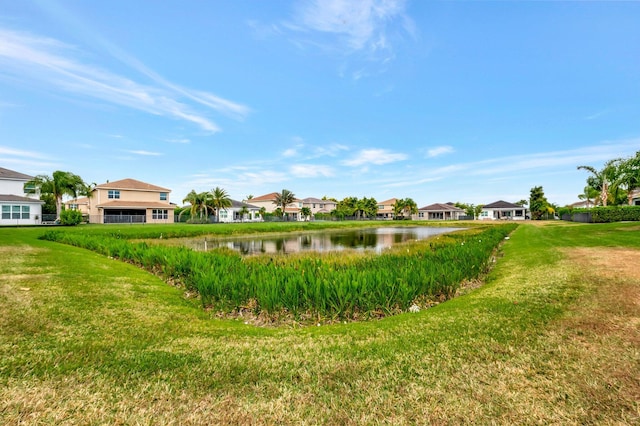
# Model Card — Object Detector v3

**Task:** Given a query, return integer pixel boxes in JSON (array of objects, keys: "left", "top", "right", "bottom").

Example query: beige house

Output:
[
  {"left": 376, "top": 198, "right": 397, "bottom": 220},
  {"left": 250, "top": 192, "right": 302, "bottom": 220},
  {"left": 67, "top": 178, "right": 175, "bottom": 224},
  {"left": 301, "top": 197, "right": 337, "bottom": 217}
]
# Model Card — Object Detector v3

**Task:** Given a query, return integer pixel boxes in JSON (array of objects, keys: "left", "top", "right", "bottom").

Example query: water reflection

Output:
[{"left": 188, "top": 227, "right": 461, "bottom": 255}]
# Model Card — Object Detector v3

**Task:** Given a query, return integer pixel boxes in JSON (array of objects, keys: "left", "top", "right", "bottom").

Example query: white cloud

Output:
[
  {"left": 342, "top": 148, "right": 407, "bottom": 166},
  {"left": 0, "top": 145, "right": 49, "bottom": 159},
  {"left": 292, "top": 0, "right": 409, "bottom": 53},
  {"left": 282, "top": 148, "right": 299, "bottom": 157},
  {"left": 426, "top": 145, "right": 454, "bottom": 158},
  {"left": 166, "top": 138, "right": 190, "bottom": 144},
  {"left": 290, "top": 164, "right": 334, "bottom": 178},
  {"left": 126, "top": 150, "right": 162, "bottom": 156},
  {"left": 0, "top": 28, "right": 250, "bottom": 133}
]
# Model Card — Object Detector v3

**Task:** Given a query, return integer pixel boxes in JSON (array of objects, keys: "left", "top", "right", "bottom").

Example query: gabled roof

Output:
[
  {"left": 0, "top": 167, "right": 33, "bottom": 181},
  {"left": 419, "top": 203, "right": 464, "bottom": 212},
  {"left": 251, "top": 192, "right": 279, "bottom": 202},
  {"left": 95, "top": 178, "right": 170, "bottom": 192},
  {"left": 483, "top": 200, "right": 522, "bottom": 209},
  {"left": 0, "top": 194, "right": 44, "bottom": 203}
]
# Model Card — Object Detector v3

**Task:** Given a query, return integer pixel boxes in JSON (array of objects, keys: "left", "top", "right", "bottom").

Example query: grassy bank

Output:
[{"left": 1, "top": 222, "right": 638, "bottom": 424}]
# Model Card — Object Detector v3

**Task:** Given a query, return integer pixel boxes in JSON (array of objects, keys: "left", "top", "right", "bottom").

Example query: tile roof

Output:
[
  {"left": 95, "top": 178, "right": 170, "bottom": 192},
  {"left": 229, "top": 199, "right": 260, "bottom": 209},
  {"left": 250, "top": 192, "right": 279, "bottom": 202},
  {"left": 0, "top": 167, "right": 33, "bottom": 181}
]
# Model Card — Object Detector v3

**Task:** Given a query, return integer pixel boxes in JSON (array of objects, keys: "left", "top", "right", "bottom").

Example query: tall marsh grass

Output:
[{"left": 40, "top": 224, "right": 516, "bottom": 321}]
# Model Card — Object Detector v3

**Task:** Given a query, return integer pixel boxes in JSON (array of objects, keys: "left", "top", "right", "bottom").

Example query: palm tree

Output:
[
  {"left": 402, "top": 198, "right": 418, "bottom": 219},
  {"left": 181, "top": 190, "right": 213, "bottom": 222},
  {"left": 25, "top": 170, "right": 87, "bottom": 220},
  {"left": 273, "top": 189, "right": 295, "bottom": 219},
  {"left": 611, "top": 151, "right": 640, "bottom": 205},
  {"left": 392, "top": 199, "right": 406, "bottom": 219},
  {"left": 577, "top": 160, "right": 618, "bottom": 206},
  {"left": 209, "top": 186, "right": 232, "bottom": 222},
  {"left": 300, "top": 206, "right": 311, "bottom": 221},
  {"left": 258, "top": 206, "right": 266, "bottom": 221},
  {"left": 238, "top": 205, "right": 249, "bottom": 222},
  {"left": 578, "top": 185, "right": 599, "bottom": 208}
]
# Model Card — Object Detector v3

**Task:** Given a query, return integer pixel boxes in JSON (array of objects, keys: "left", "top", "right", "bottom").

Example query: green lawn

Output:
[{"left": 1, "top": 222, "right": 638, "bottom": 424}]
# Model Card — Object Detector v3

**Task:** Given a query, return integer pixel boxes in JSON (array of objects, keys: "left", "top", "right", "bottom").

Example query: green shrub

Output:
[
  {"left": 60, "top": 209, "right": 83, "bottom": 226},
  {"left": 569, "top": 206, "right": 640, "bottom": 223}
]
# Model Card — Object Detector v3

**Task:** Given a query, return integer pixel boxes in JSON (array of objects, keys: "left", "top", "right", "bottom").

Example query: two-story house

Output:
[
  {"left": 250, "top": 192, "right": 302, "bottom": 220},
  {"left": 71, "top": 178, "right": 175, "bottom": 224},
  {"left": 376, "top": 198, "right": 397, "bottom": 220},
  {"left": 300, "top": 197, "right": 337, "bottom": 218},
  {"left": 0, "top": 167, "right": 44, "bottom": 226}
]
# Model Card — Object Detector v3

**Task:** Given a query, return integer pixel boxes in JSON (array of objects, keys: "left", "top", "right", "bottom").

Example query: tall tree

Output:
[
  {"left": 238, "top": 205, "right": 249, "bottom": 222},
  {"left": 25, "top": 170, "right": 87, "bottom": 220},
  {"left": 181, "top": 190, "right": 213, "bottom": 222},
  {"left": 529, "top": 186, "right": 549, "bottom": 220},
  {"left": 300, "top": 206, "right": 311, "bottom": 221},
  {"left": 209, "top": 186, "right": 232, "bottom": 222},
  {"left": 392, "top": 199, "right": 406, "bottom": 219},
  {"left": 273, "top": 189, "right": 295, "bottom": 219}
]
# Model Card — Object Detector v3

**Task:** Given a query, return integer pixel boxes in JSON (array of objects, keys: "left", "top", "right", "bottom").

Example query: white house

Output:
[
  {"left": 480, "top": 200, "right": 527, "bottom": 221},
  {"left": 0, "top": 167, "right": 44, "bottom": 226},
  {"left": 217, "top": 199, "right": 262, "bottom": 223}
]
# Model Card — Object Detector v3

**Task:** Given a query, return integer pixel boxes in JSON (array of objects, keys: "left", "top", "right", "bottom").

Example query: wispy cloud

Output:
[
  {"left": 0, "top": 145, "right": 58, "bottom": 170},
  {"left": 290, "top": 164, "right": 334, "bottom": 178},
  {"left": 0, "top": 28, "right": 249, "bottom": 133},
  {"left": 125, "top": 150, "right": 162, "bottom": 156},
  {"left": 342, "top": 148, "right": 407, "bottom": 166},
  {"left": 379, "top": 139, "right": 640, "bottom": 189},
  {"left": 286, "top": 0, "right": 414, "bottom": 62},
  {"left": 426, "top": 145, "right": 454, "bottom": 158},
  {"left": 166, "top": 138, "right": 190, "bottom": 144}
]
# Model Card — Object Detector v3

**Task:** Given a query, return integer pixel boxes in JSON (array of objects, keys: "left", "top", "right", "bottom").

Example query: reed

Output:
[{"left": 40, "top": 223, "right": 516, "bottom": 321}]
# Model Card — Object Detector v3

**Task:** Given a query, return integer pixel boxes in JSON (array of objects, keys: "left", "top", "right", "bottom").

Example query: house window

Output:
[
  {"left": 22, "top": 206, "right": 30, "bottom": 219},
  {"left": 69, "top": 204, "right": 78, "bottom": 210},
  {"left": 220, "top": 210, "right": 228, "bottom": 219},
  {"left": 419, "top": 212, "right": 424, "bottom": 218},
  {"left": 312, "top": 203, "right": 316, "bottom": 209},
  {"left": 160, "top": 192, "right": 167, "bottom": 201},
  {"left": 1, "top": 205, "right": 9, "bottom": 219},
  {"left": 12, "top": 205, "right": 20, "bottom": 219},
  {"left": 480, "top": 211, "right": 489, "bottom": 217},
  {"left": 378, "top": 205, "right": 383, "bottom": 210},
  {"left": 108, "top": 190, "right": 120, "bottom": 199},
  {"left": 152, "top": 209, "right": 168, "bottom": 220}
]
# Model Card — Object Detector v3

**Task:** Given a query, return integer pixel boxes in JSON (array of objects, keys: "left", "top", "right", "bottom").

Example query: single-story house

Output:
[
  {"left": 480, "top": 200, "right": 527, "bottom": 221},
  {"left": 416, "top": 203, "right": 465, "bottom": 221},
  {"left": 0, "top": 167, "right": 44, "bottom": 226},
  {"left": 217, "top": 199, "right": 262, "bottom": 223}
]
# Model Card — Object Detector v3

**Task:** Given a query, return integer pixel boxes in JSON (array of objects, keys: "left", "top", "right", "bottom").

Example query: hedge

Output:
[{"left": 562, "top": 206, "right": 640, "bottom": 223}]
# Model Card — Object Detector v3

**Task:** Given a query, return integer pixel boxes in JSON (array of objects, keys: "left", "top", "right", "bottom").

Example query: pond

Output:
[{"left": 181, "top": 226, "right": 463, "bottom": 255}]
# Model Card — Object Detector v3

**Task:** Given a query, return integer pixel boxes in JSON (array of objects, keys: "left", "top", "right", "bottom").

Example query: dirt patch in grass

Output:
[{"left": 554, "top": 247, "right": 640, "bottom": 421}]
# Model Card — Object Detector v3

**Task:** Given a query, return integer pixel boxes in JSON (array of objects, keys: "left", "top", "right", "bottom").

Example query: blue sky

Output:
[{"left": 1, "top": 0, "right": 639, "bottom": 207}]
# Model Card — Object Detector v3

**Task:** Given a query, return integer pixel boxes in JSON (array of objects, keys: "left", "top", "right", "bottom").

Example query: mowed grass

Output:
[{"left": 0, "top": 222, "right": 638, "bottom": 424}]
